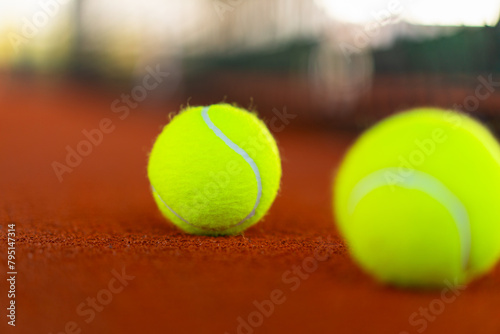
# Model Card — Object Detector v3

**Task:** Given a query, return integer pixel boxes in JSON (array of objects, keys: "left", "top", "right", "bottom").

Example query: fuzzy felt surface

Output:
[
  {"left": 148, "top": 104, "right": 281, "bottom": 235},
  {"left": 3, "top": 81, "right": 500, "bottom": 334},
  {"left": 334, "top": 108, "right": 500, "bottom": 287}
]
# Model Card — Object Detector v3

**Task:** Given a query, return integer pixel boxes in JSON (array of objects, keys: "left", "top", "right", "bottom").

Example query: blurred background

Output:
[
  {"left": 1, "top": 0, "right": 500, "bottom": 129},
  {"left": 3, "top": 2, "right": 500, "bottom": 334}
]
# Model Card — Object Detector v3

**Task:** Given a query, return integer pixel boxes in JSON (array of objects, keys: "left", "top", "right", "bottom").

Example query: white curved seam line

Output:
[
  {"left": 348, "top": 168, "right": 471, "bottom": 270},
  {"left": 151, "top": 185, "right": 189, "bottom": 224},
  {"left": 202, "top": 106, "right": 262, "bottom": 227},
  {"left": 153, "top": 185, "right": 223, "bottom": 232}
]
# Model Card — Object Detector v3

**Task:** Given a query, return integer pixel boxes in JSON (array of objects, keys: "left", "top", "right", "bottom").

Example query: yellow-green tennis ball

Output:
[
  {"left": 334, "top": 108, "right": 500, "bottom": 288},
  {"left": 148, "top": 104, "right": 281, "bottom": 236}
]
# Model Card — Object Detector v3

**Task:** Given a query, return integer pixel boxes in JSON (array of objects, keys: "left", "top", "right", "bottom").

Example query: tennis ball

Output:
[
  {"left": 334, "top": 108, "right": 500, "bottom": 288},
  {"left": 148, "top": 104, "right": 281, "bottom": 236}
]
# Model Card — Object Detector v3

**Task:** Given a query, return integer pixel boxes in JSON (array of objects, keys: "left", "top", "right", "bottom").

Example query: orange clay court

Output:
[{"left": 1, "top": 77, "right": 500, "bottom": 334}]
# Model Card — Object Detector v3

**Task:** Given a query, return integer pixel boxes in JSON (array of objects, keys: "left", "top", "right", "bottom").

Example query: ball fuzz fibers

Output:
[
  {"left": 148, "top": 104, "right": 282, "bottom": 236},
  {"left": 334, "top": 108, "right": 500, "bottom": 288}
]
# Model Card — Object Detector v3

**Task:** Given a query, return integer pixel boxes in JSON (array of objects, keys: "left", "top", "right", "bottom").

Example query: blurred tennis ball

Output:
[
  {"left": 148, "top": 104, "right": 281, "bottom": 236},
  {"left": 334, "top": 108, "right": 500, "bottom": 288}
]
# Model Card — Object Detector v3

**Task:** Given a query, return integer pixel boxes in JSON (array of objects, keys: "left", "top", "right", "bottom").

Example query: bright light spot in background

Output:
[
  {"left": 0, "top": 1, "right": 73, "bottom": 69},
  {"left": 0, "top": 1, "right": 39, "bottom": 19},
  {"left": 315, "top": 0, "right": 396, "bottom": 24},
  {"left": 316, "top": 0, "right": 500, "bottom": 26},
  {"left": 405, "top": 0, "right": 500, "bottom": 26},
  {"left": 82, "top": 0, "right": 207, "bottom": 52},
  {"left": 0, "top": 0, "right": 71, "bottom": 36}
]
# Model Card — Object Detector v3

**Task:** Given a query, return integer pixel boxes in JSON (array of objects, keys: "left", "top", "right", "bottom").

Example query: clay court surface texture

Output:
[{"left": 1, "top": 79, "right": 500, "bottom": 334}]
